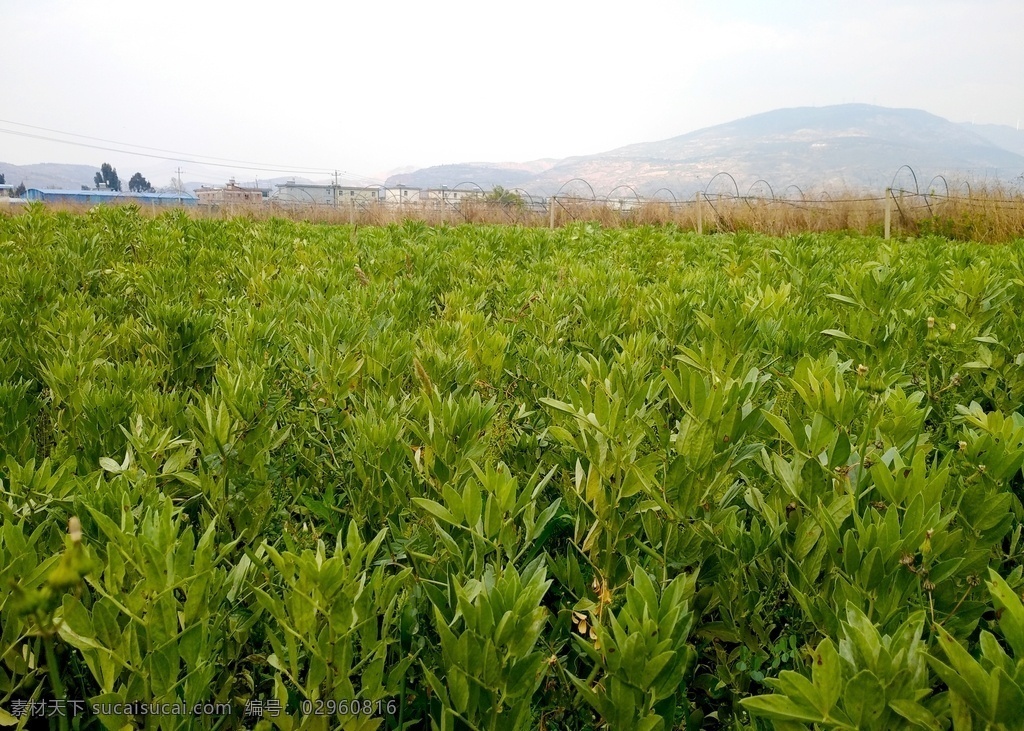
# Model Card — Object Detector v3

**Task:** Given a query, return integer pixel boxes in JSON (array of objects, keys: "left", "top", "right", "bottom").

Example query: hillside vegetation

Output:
[{"left": 1, "top": 205, "right": 1024, "bottom": 729}]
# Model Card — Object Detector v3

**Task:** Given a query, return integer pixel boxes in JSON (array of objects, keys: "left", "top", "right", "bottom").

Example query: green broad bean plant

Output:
[{"left": 1, "top": 205, "right": 1024, "bottom": 728}]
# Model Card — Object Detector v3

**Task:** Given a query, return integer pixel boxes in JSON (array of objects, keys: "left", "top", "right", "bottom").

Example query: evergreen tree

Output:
[
  {"left": 94, "top": 163, "right": 121, "bottom": 191},
  {"left": 128, "top": 173, "right": 153, "bottom": 193}
]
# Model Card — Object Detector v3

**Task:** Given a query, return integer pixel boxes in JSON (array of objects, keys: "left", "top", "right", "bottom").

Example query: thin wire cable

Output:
[
  {"left": 0, "top": 118, "right": 341, "bottom": 173},
  {"left": 0, "top": 125, "right": 382, "bottom": 184}
]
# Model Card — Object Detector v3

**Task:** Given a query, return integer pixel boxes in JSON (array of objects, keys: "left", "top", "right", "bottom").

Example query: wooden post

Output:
[
  {"left": 884, "top": 188, "right": 891, "bottom": 240},
  {"left": 549, "top": 196, "right": 556, "bottom": 229},
  {"left": 695, "top": 192, "right": 703, "bottom": 235}
]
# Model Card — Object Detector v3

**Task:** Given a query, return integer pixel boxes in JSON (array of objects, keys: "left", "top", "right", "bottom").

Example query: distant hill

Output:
[
  {"left": 190, "top": 176, "right": 317, "bottom": 195},
  {"left": 961, "top": 123, "right": 1024, "bottom": 158},
  {"left": 0, "top": 162, "right": 326, "bottom": 196},
  {"left": 9, "top": 107, "right": 1024, "bottom": 200},
  {"left": 385, "top": 160, "right": 558, "bottom": 190},
  {"left": 389, "top": 105, "right": 1024, "bottom": 196},
  {"left": 0, "top": 162, "right": 100, "bottom": 191}
]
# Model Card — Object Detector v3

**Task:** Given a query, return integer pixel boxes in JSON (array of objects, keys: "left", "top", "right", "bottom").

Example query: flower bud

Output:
[{"left": 68, "top": 516, "right": 82, "bottom": 544}]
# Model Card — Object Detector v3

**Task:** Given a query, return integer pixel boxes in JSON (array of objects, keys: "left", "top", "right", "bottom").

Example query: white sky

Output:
[{"left": 2, "top": 0, "right": 1022, "bottom": 185}]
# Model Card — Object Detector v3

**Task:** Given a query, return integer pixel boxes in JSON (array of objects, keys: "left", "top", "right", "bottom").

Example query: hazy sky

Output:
[{"left": 3, "top": 0, "right": 1022, "bottom": 185}]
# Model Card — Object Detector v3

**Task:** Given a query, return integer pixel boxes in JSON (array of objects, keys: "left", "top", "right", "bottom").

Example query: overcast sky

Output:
[{"left": 2, "top": 0, "right": 1022, "bottom": 185}]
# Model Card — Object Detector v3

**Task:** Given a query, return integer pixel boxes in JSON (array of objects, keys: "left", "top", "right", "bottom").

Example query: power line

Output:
[
  {"left": 0, "top": 117, "right": 340, "bottom": 172},
  {"left": 0, "top": 121, "right": 383, "bottom": 184}
]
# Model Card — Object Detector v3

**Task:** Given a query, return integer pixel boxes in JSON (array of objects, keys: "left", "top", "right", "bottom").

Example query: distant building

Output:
[
  {"left": 0, "top": 184, "right": 12, "bottom": 203},
  {"left": 196, "top": 179, "right": 263, "bottom": 206},
  {"left": 422, "top": 187, "right": 483, "bottom": 209},
  {"left": 382, "top": 185, "right": 421, "bottom": 204},
  {"left": 24, "top": 188, "right": 197, "bottom": 207},
  {"left": 274, "top": 182, "right": 379, "bottom": 206}
]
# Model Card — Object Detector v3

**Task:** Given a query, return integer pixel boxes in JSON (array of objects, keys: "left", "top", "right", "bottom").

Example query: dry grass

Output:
[{"left": 7, "top": 186, "right": 1024, "bottom": 241}]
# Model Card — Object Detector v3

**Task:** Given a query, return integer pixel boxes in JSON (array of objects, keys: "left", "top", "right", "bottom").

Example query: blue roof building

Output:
[{"left": 25, "top": 189, "right": 197, "bottom": 207}]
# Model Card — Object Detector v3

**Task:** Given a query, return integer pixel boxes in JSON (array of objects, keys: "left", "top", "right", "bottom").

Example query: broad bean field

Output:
[{"left": 2, "top": 205, "right": 1024, "bottom": 730}]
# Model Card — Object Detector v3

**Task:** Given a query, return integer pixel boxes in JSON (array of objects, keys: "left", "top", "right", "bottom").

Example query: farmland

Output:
[{"left": 1, "top": 204, "right": 1024, "bottom": 729}]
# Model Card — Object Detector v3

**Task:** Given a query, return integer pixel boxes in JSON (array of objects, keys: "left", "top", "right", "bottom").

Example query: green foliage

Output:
[
  {"left": 427, "top": 559, "right": 551, "bottom": 730},
  {"left": 0, "top": 208, "right": 1023, "bottom": 728},
  {"left": 569, "top": 567, "right": 697, "bottom": 731},
  {"left": 484, "top": 186, "right": 525, "bottom": 209},
  {"left": 742, "top": 605, "right": 940, "bottom": 729},
  {"left": 94, "top": 163, "right": 121, "bottom": 192},
  {"left": 927, "top": 569, "right": 1024, "bottom": 730},
  {"left": 128, "top": 173, "right": 153, "bottom": 194}
]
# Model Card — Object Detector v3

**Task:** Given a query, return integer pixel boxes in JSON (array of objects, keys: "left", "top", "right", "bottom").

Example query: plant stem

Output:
[{"left": 44, "top": 633, "right": 69, "bottom": 731}]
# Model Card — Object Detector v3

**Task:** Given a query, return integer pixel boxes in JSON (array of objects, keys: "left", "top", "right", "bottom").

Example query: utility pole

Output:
[
  {"left": 884, "top": 188, "right": 892, "bottom": 240},
  {"left": 333, "top": 170, "right": 339, "bottom": 208}
]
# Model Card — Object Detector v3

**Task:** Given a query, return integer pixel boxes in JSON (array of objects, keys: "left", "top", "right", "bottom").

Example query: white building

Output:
[
  {"left": 274, "top": 182, "right": 379, "bottom": 206},
  {"left": 382, "top": 185, "right": 421, "bottom": 204},
  {"left": 421, "top": 187, "right": 483, "bottom": 209}
]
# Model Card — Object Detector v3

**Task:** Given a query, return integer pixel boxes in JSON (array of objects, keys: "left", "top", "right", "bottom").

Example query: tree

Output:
[
  {"left": 94, "top": 163, "right": 121, "bottom": 191},
  {"left": 0, "top": 173, "right": 5, "bottom": 184},
  {"left": 486, "top": 185, "right": 525, "bottom": 209},
  {"left": 128, "top": 172, "right": 153, "bottom": 193},
  {"left": 14, "top": 182, "right": 25, "bottom": 197}
]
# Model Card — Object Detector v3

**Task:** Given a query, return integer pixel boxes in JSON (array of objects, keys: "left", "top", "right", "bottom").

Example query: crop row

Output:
[{"left": 1, "top": 205, "right": 1023, "bottom": 729}]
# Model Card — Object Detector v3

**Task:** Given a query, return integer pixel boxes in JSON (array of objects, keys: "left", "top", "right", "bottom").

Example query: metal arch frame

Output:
[
  {"left": 438, "top": 181, "right": 487, "bottom": 222},
  {"left": 890, "top": 164, "right": 921, "bottom": 197},
  {"left": 919, "top": 175, "right": 950, "bottom": 216},
  {"left": 510, "top": 187, "right": 543, "bottom": 208},
  {"left": 779, "top": 184, "right": 811, "bottom": 210},
  {"left": 508, "top": 188, "right": 548, "bottom": 220},
  {"left": 925, "top": 175, "right": 950, "bottom": 199},
  {"left": 699, "top": 173, "right": 740, "bottom": 233},
  {"left": 453, "top": 181, "right": 486, "bottom": 194},
  {"left": 650, "top": 187, "right": 679, "bottom": 205},
  {"left": 604, "top": 184, "right": 643, "bottom": 211},
  {"left": 746, "top": 179, "right": 776, "bottom": 201},
  {"left": 704, "top": 172, "right": 740, "bottom": 200},
  {"left": 744, "top": 180, "right": 776, "bottom": 212},
  {"left": 782, "top": 184, "right": 806, "bottom": 201},
  {"left": 383, "top": 183, "right": 426, "bottom": 207},
  {"left": 552, "top": 179, "right": 598, "bottom": 224},
  {"left": 554, "top": 178, "right": 597, "bottom": 201},
  {"left": 352, "top": 183, "right": 385, "bottom": 213},
  {"left": 454, "top": 181, "right": 516, "bottom": 223}
]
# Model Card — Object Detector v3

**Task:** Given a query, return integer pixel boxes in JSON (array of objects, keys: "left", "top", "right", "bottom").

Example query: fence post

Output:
[
  {"left": 549, "top": 196, "right": 556, "bottom": 229},
  {"left": 884, "top": 188, "right": 891, "bottom": 240},
  {"left": 695, "top": 192, "right": 703, "bottom": 235}
]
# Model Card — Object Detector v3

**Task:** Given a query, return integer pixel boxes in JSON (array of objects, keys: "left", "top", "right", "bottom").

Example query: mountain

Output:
[
  {"left": 960, "top": 123, "right": 1024, "bottom": 158},
  {"left": 204, "top": 176, "right": 317, "bottom": 193},
  {"left": 386, "top": 160, "right": 557, "bottom": 190},
  {"left": 0, "top": 162, "right": 323, "bottom": 196},
  {"left": 388, "top": 105, "right": 1024, "bottom": 196},
  {"left": 0, "top": 162, "right": 101, "bottom": 191}
]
